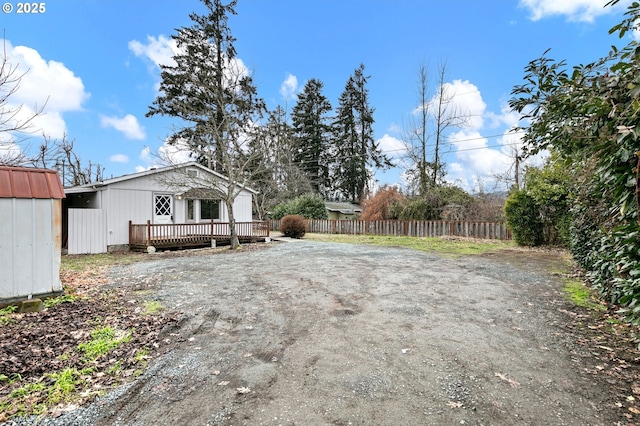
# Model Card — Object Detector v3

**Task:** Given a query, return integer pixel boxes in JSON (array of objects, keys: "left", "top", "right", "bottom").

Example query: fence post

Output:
[{"left": 146, "top": 220, "right": 151, "bottom": 246}]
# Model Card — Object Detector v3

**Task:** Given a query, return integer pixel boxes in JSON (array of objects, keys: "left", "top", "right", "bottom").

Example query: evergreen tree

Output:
[
  {"left": 248, "top": 105, "right": 312, "bottom": 219},
  {"left": 147, "top": 0, "right": 263, "bottom": 174},
  {"left": 146, "top": 0, "right": 265, "bottom": 248},
  {"left": 291, "top": 78, "right": 333, "bottom": 196},
  {"left": 332, "top": 64, "right": 391, "bottom": 203}
]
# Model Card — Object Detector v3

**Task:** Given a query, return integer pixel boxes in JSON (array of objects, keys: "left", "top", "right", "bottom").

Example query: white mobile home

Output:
[
  {"left": 0, "top": 166, "right": 65, "bottom": 303},
  {"left": 64, "top": 162, "right": 260, "bottom": 254}
]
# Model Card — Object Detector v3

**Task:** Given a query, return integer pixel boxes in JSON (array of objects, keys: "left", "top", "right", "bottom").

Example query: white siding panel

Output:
[
  {"left": 0, "top": 199, "right": 18, "bottom": 298},
  {"left": 105, "top": 188, "right": 153, "bottom": 246},
  {"left": 68, "top": 209, "right": 107, "bottom": 254},
  {"left": 233, "top": 191, "right": 253, "bottom": 222},
  {"left": 0, "top": 199, "right": 63, "bottom": 300}
]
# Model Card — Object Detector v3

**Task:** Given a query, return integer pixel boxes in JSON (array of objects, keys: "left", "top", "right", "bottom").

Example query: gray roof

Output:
[
  {"left": 65, "top": 162, "right": 257, "bottom": 194},
  {"left": 324, "top": 202, "right": 362, "bottom": 214}
]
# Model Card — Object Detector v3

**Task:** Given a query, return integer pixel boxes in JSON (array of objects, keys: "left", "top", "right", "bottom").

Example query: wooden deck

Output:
[{"left": 129, "top": 221, "right": 270, "bottom": 251}]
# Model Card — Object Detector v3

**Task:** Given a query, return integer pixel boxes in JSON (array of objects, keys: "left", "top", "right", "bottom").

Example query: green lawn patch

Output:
[
  {"left": 304, "top": 233, "right": 514, "bottom": 256},
  {"left": 563, "top": 279, "right": 607, "bottom": 312}
]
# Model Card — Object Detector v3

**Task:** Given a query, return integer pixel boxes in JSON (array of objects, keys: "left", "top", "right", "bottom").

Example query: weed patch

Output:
[
  {"left": 78, "top": 326, "right": 132, "bottom": 362},
  {"left": 0, "top": 305, "right": 17, "bottom": 325},
  {"left": 564, "top": 279, "right": 607, "bottom": 312},
  {"left": 43, "top": 294, "right": 78, "bottom": 308},
  {"left": 143, "top": 300, "right": 163, "bottom": 315}
]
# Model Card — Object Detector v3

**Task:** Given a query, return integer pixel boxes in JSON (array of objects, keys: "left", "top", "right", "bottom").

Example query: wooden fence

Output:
[{"left": 270, "top": 219, "right": 511, "bottom": 240}]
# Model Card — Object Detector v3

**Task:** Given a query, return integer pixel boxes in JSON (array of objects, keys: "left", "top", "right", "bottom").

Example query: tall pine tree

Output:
[
  {"left": 332, "top": 64, "right": 391, "bottom": 203},
  {"left": 291, "top": 78, "right": 333, "bottom": 197},
  {"left": 147, "top": 0, "right": 263, "bottom": 174},
  {"left": 146, "top": 0, "right": 265, "bottom": 248}
]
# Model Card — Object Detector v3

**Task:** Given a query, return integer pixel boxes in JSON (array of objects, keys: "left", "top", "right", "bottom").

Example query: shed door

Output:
[{"left": 154, "top": 194, "right": 173, "bottom": 224}]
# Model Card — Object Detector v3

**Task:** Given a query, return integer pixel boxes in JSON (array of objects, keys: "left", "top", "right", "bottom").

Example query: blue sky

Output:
[{"left": 1, "top": 0, "right": 636, "bottom": 192}]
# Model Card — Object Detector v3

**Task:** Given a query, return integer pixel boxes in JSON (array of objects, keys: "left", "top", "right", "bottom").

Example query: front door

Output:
[{"left": 153, "top": 194, "right": 173, "bottom": 224}]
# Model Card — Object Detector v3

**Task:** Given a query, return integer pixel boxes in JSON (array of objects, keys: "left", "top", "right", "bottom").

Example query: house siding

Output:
[
  {"left": 93, "top": 171, "right": 254, "bottom": 248},
  {"left": 65, "top": 164, "right": 257, "bottom": 251}
]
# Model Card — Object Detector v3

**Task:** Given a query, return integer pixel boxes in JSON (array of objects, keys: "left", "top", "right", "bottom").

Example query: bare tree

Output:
[
  {"left": 403, "top": 63, "right": 430, "bottom": 196},
  {"left": 403, "top": 62, "right": 469, "bottom": 192},
  {"left": 491, "top": 144, "right": 523, "bottom": 191},
  {"left": 30, "top": 133, "right": 104, "bottom": 186},
  {"left": 0, "top": 39, "right": 47, "bottom": 165}
]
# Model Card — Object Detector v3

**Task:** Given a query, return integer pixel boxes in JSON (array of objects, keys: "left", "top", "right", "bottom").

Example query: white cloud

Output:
[
  {"left": 136, "top": 146, "right": 159, "bottom": 171},
  {"left": 100, "top": 114, "right": 146, "bottom": 140},
  {"left": 519, "top": 0, "right": 625, "bottom": 22},
  {"left": 280, "top": 73, "right": 298, "bottom": 101},
  {"left": 1, "top": 40, "right": 89, "bottom": 140},
  {"left": 377, "top": 133, "right": 405, "bottom": 158},
  {"left": 136, "top": 139, "right": 197, "bottom": 171},
  {"left": 443, "top": 80, "right": 486, "bottom": 130},
  {"left": 110, "top": 154, "right": 129, "bottom": 163},
  {"left": 129, "top": 34, "right": 250, "bottom": 91},
  {"left": 417, "top": 80, "right": 486, "bottom": 131},
  {"left": 486, "top": 102, "right": 522, "bottom": 129},
  {"left": 158, "top": 138, "right": 197, "bottom": 164},
  {"left": 128, "top": 35, "right": 178, "bottom": 68}
]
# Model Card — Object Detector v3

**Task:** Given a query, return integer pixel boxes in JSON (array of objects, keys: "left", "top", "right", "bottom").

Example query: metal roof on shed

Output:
[{"left": 0, "top": 166, "right": 65, "bottom": 199}]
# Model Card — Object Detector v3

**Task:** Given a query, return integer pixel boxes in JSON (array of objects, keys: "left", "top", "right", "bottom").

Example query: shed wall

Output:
[{"left": 0, "top": 198, "right": 62, "bottom": 300}]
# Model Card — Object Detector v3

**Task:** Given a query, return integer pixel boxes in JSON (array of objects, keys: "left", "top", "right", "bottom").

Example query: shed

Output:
[{"left": 0, "top": 166, "right": 65, "bottom": 303}]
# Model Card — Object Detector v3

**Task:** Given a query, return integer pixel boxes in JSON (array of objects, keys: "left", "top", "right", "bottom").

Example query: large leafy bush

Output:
[
  {"left": 270, "top": 194, "right": 328, "bottom": 220},
  {"left": 509, "top": 1, "right": 640, "bottom": 318},
  {"left": 504, "top": 190, "right": 544, "bottom": 246}
]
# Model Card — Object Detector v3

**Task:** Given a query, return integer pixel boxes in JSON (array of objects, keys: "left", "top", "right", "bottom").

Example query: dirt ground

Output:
[{"left": 19, "top": 239, "right": 640, "bottom": 425}]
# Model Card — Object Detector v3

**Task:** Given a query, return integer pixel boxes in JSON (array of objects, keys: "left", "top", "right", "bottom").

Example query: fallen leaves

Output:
[{"left": 0, "top": 267, "right": 179, "bottom": 421}]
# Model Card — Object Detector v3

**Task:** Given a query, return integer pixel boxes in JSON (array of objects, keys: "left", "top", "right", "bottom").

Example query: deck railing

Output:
[
  {"left": 269, "top": 219, "right": 511, "bottom": 240},
  {"left": 129, "top": 220, "right": 270, "bottom": 249}
]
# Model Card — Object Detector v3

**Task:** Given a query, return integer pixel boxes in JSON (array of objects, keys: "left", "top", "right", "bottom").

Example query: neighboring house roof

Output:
[
  {"left": 324, "top": 202, "right": 362, "bottom": 214},
  {"left": 0, "top": 166, "right": 65, "bottom": 199},
  {"left": 65, "top": 162, "right": 257, "bottom": 194}
]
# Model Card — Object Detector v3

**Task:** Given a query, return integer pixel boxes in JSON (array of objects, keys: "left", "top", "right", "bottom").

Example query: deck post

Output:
[
  {"left": 128, "top": 220, "right": 132, "bottom": 247},
  {"left": 146, "top": 220, "right": 151, "bottom": 246}
]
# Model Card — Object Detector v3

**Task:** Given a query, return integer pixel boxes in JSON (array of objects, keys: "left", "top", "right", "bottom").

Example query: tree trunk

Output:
[{"left": 226, "top": 199, "right": 240, "bottom": 249}]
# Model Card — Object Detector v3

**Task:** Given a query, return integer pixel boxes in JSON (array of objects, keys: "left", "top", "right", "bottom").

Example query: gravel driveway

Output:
[{"left": 48, "top": 240, "right": 616, "bottom": 425}]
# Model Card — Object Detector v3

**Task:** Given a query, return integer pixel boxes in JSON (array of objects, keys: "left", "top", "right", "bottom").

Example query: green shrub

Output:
[
  {"left": 269, "top": 203, "right": 291, "bottom": 220},
  {"left": 290, "top": 194, "right": 328, "bottom": 219},
  {"left": 504, "top": 189, "right": 543, "bottom": 246},
  {"left": 398, "top": 198, "right": 435, "bottom": 220},
  {"left": 280, "top": 215, "right": 307, "bottom": 239},
  {"left": 270, "top": 194, "right": 328, "bottom": 220}
]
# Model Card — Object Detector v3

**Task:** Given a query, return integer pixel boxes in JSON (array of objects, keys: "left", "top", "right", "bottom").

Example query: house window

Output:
[
  {"left": 200, "top": 199, "right": 220, "bottom": 220},
  {"left": 154, "top": 194, "right": 172, "bottom": 216},
  {"left": 186, "top": 168, "right": 198, "bottom": 178},
  {"left": 186, "top": 199, "right": 195, "bottom": 221}
]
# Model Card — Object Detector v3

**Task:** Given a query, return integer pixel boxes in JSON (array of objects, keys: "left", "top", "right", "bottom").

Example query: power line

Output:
[{"left": 378, "top": 130, "right": 526, "bottom": 155}]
